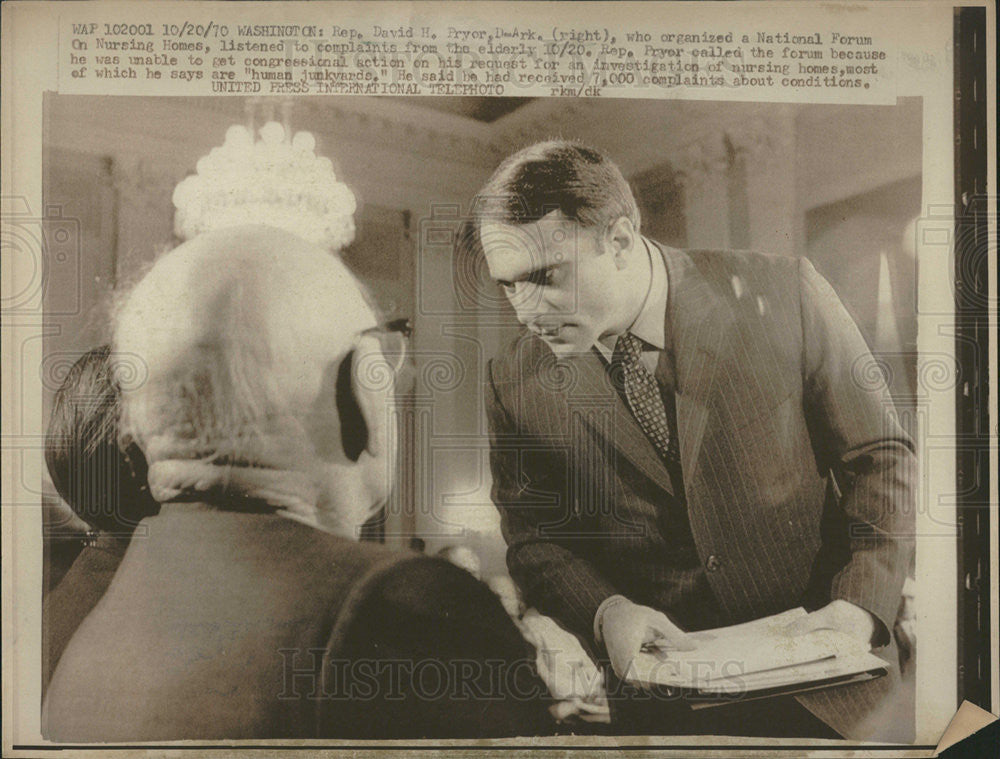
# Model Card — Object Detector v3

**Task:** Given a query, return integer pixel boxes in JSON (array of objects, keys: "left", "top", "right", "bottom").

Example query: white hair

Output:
[{"left": 113, "top": 225, "right": 377, "bottom": 462}]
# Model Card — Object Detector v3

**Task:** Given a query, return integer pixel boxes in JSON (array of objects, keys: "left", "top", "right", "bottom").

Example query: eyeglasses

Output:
[{"left": 360, "top": 317, "right": 412, "bottom": 374}]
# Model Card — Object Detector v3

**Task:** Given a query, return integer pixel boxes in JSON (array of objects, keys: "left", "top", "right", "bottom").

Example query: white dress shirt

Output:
[{"left": 595, "top": 236, "right": 668, "bottom": 372}]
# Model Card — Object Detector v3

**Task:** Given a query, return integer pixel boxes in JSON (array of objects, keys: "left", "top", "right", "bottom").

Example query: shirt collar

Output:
[
  {"left": 630, "top": 237, "right": 668, "bottom": 351},
  {"left": 596, "top": 237, "right": 668, "bottom": 359}
]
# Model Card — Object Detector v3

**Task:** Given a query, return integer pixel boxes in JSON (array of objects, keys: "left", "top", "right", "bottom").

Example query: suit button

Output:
[{"left": 705, "top": 554, "right": 722, "bottom": 572}]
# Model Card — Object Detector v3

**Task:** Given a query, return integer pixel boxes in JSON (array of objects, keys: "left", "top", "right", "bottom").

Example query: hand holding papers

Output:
[
  {"left": 627, "top": 608, "right": 889, "bottom": 704},
  {"left": 600, "top": 598, "right": 696, "bottom": 679}
]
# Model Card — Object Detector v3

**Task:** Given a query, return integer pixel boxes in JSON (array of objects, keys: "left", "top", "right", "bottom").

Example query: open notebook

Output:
[{"left": 626, "top": 607, "right": 889, "bottom": 708}]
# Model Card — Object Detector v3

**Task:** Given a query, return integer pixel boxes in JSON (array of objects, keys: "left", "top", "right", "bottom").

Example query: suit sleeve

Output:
[
  {"left": 486, "top": 359, "right": 619, "bottom": 645},
  {"left": 799, "top": 257, "right": 915, "bottom": 644}
]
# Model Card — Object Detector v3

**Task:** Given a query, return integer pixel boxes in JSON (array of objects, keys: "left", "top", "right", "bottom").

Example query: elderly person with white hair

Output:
[{"left": 43, "top": 226, "right": 552, "bottom": 741}]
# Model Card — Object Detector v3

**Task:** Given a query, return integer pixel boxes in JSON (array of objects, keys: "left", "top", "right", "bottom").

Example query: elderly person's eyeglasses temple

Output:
[{"left": 361, "top": 318, "right": 412, "bottom": 373}]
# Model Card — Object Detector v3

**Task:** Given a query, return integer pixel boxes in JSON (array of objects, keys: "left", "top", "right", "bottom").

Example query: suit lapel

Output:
[
  {"left": 656, "top": 244, "right": 733, "bottom": 486},
  {"left": 535, "top": 243, "right": 733, "bottom": 498},
  {"left": 565, "top": 349, "right": 676, "bottom": 496}
]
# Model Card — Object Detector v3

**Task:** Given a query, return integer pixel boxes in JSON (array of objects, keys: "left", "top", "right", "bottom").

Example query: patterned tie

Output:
[{"left": 612, "top": 332, "right": 681, "bottom": 469}]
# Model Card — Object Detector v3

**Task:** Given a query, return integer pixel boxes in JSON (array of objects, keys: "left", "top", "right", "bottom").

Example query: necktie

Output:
[{"left": 612, "top": 332, "right": 681, "bottom": 469}]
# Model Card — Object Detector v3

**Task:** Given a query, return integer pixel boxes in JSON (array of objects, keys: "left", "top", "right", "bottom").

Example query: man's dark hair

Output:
[
  {"left": 45, "top": 345, "right": 159, "bottom": 535},
  {"left": 473, "top": 140, "right": 640, "bottom": 231}
]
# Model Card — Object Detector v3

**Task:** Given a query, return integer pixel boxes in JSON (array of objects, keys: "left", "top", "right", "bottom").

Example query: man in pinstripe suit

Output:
[{"left": 478, "top": 141, "right": 915, "bottom": 739}]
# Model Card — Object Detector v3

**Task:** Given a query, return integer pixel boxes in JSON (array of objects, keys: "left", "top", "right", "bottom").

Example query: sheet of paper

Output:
[{"left": 628, "top": 607, "right": 881, "bottom": 690}]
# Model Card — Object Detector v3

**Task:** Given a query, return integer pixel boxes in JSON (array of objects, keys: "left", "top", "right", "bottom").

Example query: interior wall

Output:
[
  {"left": 796, "top": 98, "right": 924, "bottom": 212},
  {"left": 42, "top": 149, "right": 117, "bottom": 421},
  {"left": 807, "top": 176, "right": 922, "bottom": 420}
]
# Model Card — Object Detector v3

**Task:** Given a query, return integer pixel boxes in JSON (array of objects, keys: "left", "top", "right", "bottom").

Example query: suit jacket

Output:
[
  {"left": 486, "top": 245, "right": 915, "bottom": 739},
  {"left": 42, "top": 535, "right": 127, "bottom": 699},
  {"left": 43, "top": 504, "right": 553, "bottom": 741}
]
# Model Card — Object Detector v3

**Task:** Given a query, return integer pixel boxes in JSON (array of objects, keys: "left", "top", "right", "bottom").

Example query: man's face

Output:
[{"left": 480, "top": 212, "right": 627, "bottom": 354}]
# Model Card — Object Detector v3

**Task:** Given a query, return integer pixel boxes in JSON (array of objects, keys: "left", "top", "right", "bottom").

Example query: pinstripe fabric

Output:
[{"left": 486, "top": 244, "right": 915, "bottom": 739}]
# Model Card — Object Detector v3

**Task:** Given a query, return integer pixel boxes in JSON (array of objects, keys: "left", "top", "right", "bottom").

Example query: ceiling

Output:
[{"left": 380, "top": 96, "right": 535, "bottom": 122}]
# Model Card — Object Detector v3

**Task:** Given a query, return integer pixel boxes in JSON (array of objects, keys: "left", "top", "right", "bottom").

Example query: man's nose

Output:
[
  {"left": 511, "top": 302, "right": 535, "bottom": 326},
  {"left": 512, "top": 306, "right": 536, "bottom": 327},
  {"left": 508, "top": 285, "right": 549, "bottom": 322}
]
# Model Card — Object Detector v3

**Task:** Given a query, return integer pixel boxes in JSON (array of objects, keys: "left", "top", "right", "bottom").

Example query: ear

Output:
[
  {"left": 335, "top": 350, "right": 368, "bottom": 460},
  {"left": 121, "top": 436, "right": 150, "bottom": 487},
  {"left": 350, "top": 335, "right": 392, "bottom": 459},
  {"left": 605, "top": 216, "right": 637, "bottom": 270}
]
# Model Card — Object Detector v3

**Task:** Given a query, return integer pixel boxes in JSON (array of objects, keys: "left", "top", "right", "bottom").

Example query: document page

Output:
[{"left": 629, "top": 607, "right": 889, "bottom": 693}]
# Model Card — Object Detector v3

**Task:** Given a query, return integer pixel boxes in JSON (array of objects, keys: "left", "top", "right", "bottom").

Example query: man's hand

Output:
[
  {"left": 601, "top": 599, "right": 694, "bottom": 679},
  {"left": 782, "top": 599, "right": 880, "bottom": 648}
]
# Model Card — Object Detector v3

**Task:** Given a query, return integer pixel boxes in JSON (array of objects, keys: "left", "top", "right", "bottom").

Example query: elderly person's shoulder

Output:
[
  {"left": 107, "top": 503, "right": 512, "bottom": 630},
  {"left": 45, "top": 505, "right": 548, "bottom": 741}
]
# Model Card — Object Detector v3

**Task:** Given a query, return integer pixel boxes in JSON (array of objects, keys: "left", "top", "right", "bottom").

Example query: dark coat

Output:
[
  {"left": 42, "top": 535, "right": 127, "bottom": 698},
  {"left": 43, "top": 504, "right": 553, "bottom": 740},
  {"left": 486, "top": 245, "right": 915, "bottom": 739}
]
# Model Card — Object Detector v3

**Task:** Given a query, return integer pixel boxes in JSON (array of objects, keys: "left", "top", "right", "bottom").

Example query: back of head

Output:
[
  {"left": 473, "top": 139, "right": 640, "bottom": 232},
  {"left": 45, "top": 345, "right": 159, "bottom": 534},
  {"left": 113, "top": 225, "right": 382, "bottom": 529}
]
